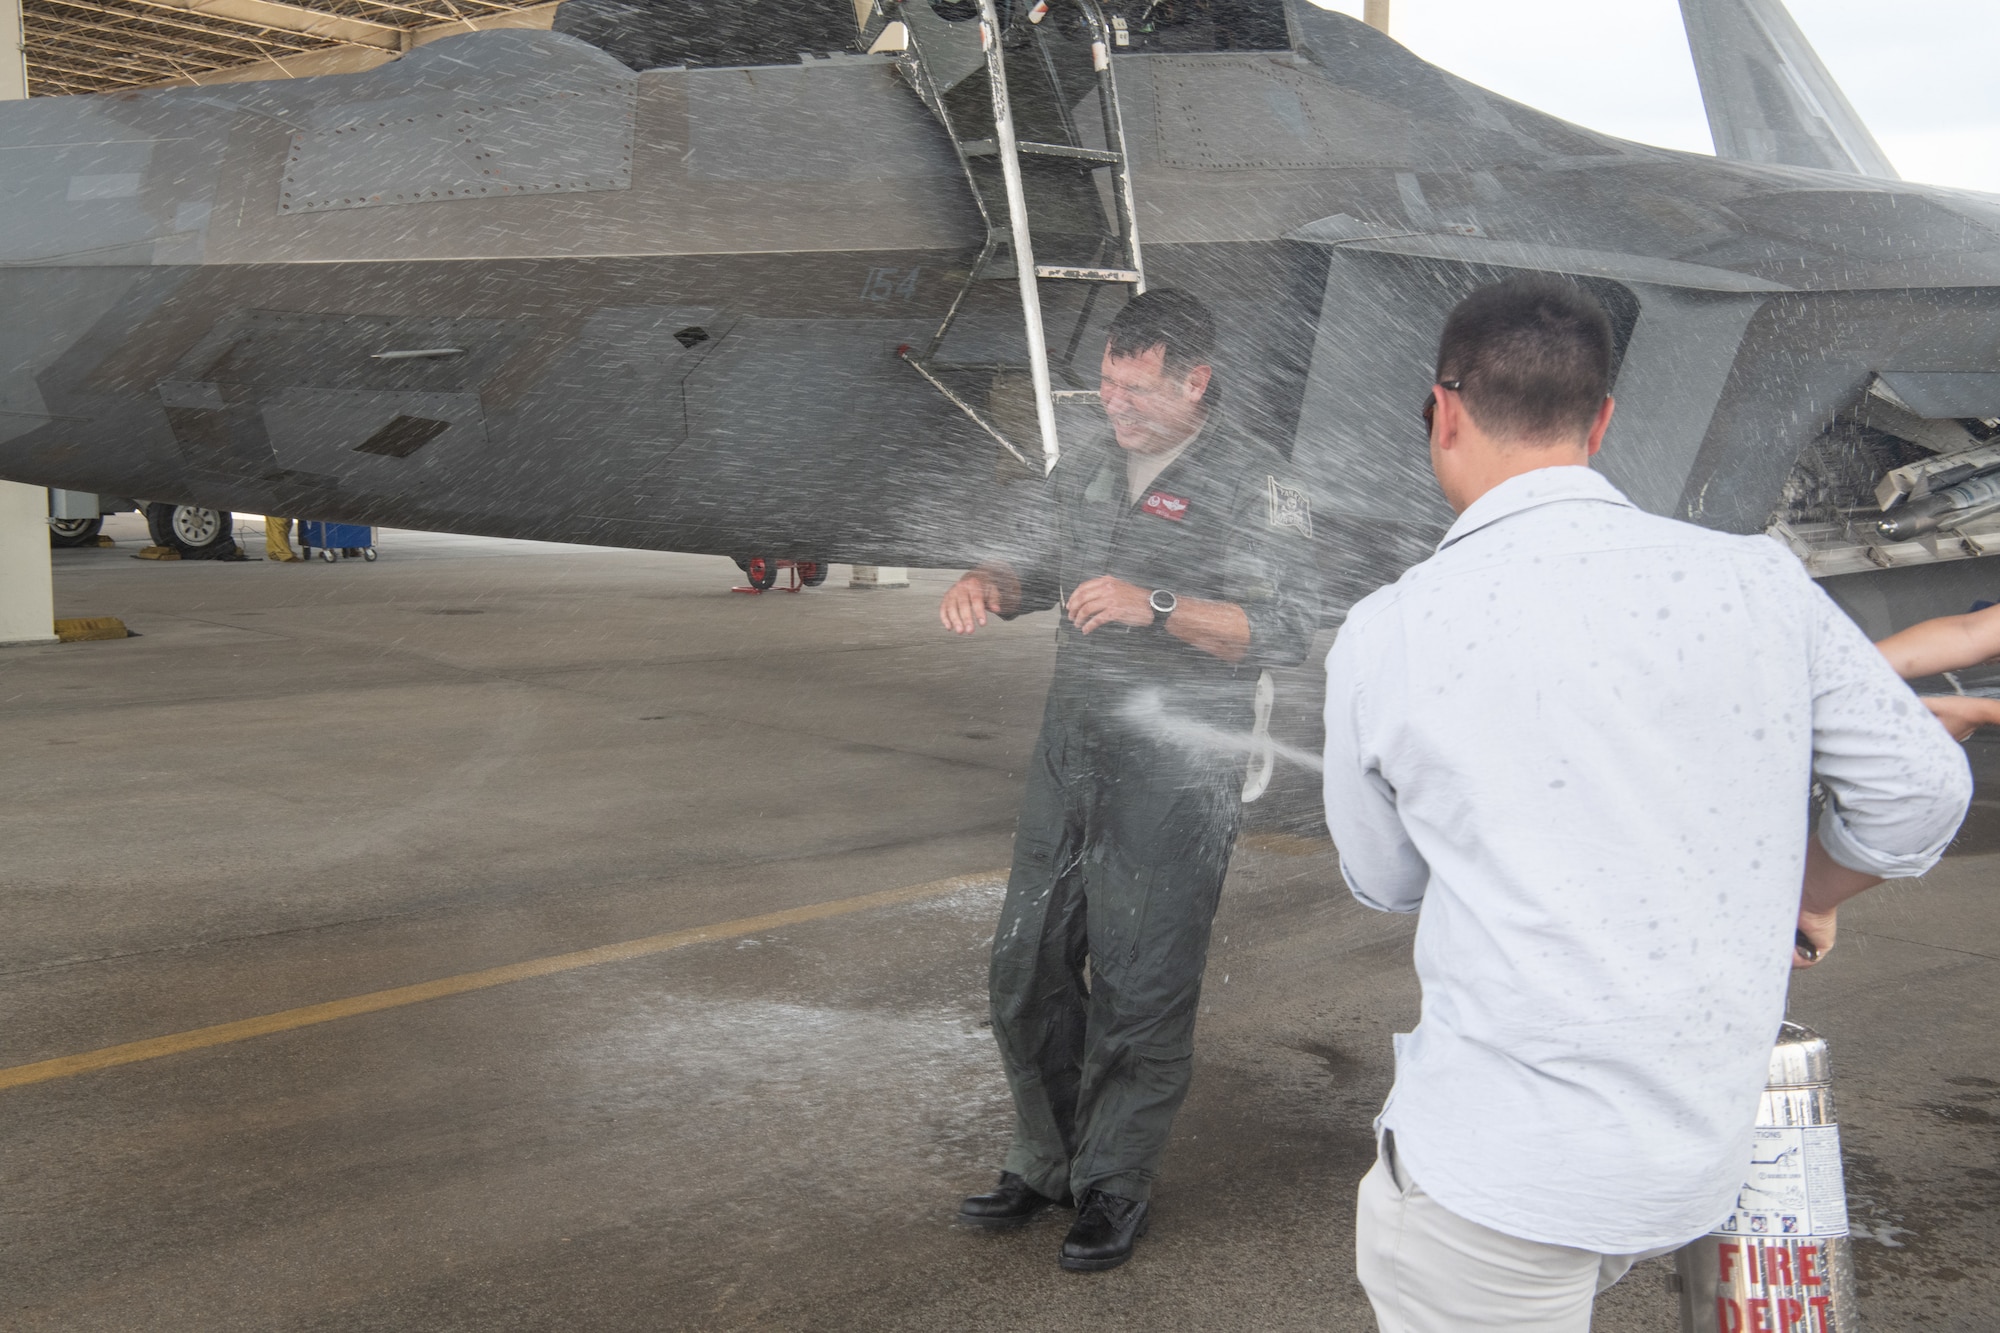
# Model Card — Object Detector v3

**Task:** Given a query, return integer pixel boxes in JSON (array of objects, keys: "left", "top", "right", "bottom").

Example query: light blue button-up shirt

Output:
[{"left": 1322, "top": 465, "right": 1972, "bottom": 1253}]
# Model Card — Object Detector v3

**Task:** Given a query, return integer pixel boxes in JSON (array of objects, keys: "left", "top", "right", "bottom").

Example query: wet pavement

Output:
[{"left": 2, "top": 517, "right": 1994, "bottom": 1331}]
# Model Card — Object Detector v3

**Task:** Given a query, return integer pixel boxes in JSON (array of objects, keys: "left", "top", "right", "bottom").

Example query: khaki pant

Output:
[
  {"left": 264, "top": 516, "right": 299, "bottom": 562},
  {"left": 1357, "top": 1133, "right": 1674, "bottom": 1332}
]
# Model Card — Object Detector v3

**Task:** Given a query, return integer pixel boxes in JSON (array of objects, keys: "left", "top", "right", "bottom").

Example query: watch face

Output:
[{"left": 1149, "top": 590, "right": 1176, "bottom": 616}]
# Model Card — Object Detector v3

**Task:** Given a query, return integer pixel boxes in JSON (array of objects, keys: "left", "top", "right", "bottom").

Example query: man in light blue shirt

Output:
[{"left": 1322, "top": 278, "right": 1973, "bottom": 1331}]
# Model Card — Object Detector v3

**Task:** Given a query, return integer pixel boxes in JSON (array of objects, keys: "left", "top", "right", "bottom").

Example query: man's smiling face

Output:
[{"left": 1099, "top": 342, "right": 1212, "bottom": 455}]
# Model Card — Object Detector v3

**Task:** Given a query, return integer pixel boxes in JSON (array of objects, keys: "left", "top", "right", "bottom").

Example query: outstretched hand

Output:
[
  {"left": 941, "top": 570, "right": 1006, "bottom": 635},
  {"left": 1066, "top": 576, "right": 1155, "bottom": 634}
]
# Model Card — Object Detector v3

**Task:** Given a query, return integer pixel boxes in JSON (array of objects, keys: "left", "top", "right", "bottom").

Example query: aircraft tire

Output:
[
  {"left": 799, "top": 560, "right": 828, "bottom": 587},
  {"left": 745, "top": 556, "right": 777, "bottom": 591},
  {"left": 48, "top": 516, "right": 103, "bottom": 547},
  {"left": 146, "top": 501, "right": 238, "bottom": 559}
]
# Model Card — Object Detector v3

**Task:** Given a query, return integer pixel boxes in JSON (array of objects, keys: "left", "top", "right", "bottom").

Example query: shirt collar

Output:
[
  {"left": 1123, "top": 417, "right": 1207, "bottom": 499},
  {"left": 1437, "top": 465, "right": 1636, "bottom": 551}
]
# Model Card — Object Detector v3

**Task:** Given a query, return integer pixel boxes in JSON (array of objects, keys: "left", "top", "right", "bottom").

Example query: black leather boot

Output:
[
  {"left": 958, "top": 1172, "right": 1071, "bottom": 1228},
  {"left": 1058, "top": 1188, "right": 1150, "bottom": 1271}
]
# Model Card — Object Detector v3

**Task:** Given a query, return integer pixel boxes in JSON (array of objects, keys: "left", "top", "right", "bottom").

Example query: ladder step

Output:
[
  {"left": 962, "top": 138, "right": 1122, "bottom": 165},
  {"left": 1034, "top": 264, "right": 1143, "bottom": 284}
]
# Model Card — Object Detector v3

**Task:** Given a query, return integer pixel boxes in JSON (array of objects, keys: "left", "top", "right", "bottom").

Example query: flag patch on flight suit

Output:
[
  {"left": 1142, "top": 491, "right": 1189, "bottom": 521},
  {"left": 1268, "top": 477, "right": 1312, "bottom": 539}
]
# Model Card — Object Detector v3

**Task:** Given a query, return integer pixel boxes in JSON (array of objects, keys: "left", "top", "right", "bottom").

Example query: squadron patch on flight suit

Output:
[
  {"left": 1267, "top": 476, "right": 1312, "bottom": 539},
  {"left": 1142, "top": 490, "right": 1190, "bottom": 522}
]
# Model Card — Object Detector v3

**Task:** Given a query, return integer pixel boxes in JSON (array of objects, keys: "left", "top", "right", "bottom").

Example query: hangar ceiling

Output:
[
  {"left": 20, "top": 0, "right": 563, "bottom": 96},
  {"left": 17, "top": 0, "right": 885, "bottom": 96}
]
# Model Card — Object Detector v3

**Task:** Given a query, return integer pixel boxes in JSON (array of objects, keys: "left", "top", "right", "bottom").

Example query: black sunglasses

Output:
[{"left": 1421, "top": 380, "right": 1464, "bottom": 431}]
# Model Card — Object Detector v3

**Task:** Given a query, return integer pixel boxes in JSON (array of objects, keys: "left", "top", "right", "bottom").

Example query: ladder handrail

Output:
[
  {"left": 893, "top": 0, "right": 1144, "bottom": 478},
  {"left": 1077, "top": 0, "right": 1145, "bottom": 296},
  {"left": 976, "top": 0, "right": 1062, "bottom": 477}
]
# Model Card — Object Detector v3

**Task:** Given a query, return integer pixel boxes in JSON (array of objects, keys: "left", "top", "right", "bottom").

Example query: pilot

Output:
[{"left": 939, "top": 288, "right": 1320, "bottom": 1271}]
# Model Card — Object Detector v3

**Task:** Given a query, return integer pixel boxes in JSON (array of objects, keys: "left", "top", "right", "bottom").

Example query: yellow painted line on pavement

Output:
[{"left": 0, "top": 871, "right": 1003, "bottom": 1093}]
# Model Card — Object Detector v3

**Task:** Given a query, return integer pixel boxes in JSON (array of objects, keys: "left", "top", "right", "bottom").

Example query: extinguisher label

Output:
[
  {"left": 1716, "top": 1125, "right": 1849, "bottom": 1239},
  {"left": 1709, "top": 1240, "right": 1837, "bottom": 1332}
]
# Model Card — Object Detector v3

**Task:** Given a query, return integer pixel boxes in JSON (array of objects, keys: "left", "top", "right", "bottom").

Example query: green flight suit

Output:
[{"left": 989, "top": 415, "right": 1320, "bottom": 1203}]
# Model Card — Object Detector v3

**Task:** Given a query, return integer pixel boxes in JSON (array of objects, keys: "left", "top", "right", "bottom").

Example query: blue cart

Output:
[{"left": 299, "top": 521, "right": 377, "bottom": 563}]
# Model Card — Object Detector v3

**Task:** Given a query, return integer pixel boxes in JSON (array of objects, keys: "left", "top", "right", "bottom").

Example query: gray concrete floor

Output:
[{"left": 1, "top": 516, "right": 1995, "bottom": 1331}]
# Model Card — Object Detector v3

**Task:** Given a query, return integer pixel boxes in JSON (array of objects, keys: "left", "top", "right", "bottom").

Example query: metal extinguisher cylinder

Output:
[{"left": 1673, "top": 1022, "right": 1859, "bottom": 1331}]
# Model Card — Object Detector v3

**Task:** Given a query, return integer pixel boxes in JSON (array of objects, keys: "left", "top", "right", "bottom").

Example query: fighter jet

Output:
[{"left": 2, "top": 0, "right": 1996, "bottom": 632}]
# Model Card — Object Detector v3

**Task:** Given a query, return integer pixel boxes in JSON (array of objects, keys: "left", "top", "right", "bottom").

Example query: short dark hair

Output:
[
  {"left": 1436, "top": 279, "right": 1612, "bottom": 443},
  {"left": 1106, "top": 288, "right": 1216, "bottom": 380}
]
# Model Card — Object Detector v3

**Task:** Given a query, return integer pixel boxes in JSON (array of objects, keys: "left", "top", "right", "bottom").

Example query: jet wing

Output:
[{"left": 1679, "top": 0, "right": 1899, "bottom": 179}]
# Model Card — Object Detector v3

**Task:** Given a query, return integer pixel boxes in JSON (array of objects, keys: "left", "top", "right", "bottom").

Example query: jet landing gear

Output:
[
  {"left": 732, "top": 557, "right": 829, "bottom": 594},
  {"left": 48, "top": 516, "right": 104, "bottom": 548},
  {"left": 145, "top": 502, "right": 240, "bottom": 559}
]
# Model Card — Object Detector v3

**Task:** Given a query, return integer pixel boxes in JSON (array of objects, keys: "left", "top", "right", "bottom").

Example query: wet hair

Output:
[
  {"left": 1106, "top": 288, "right": 1217, "bottom": 381},
  {"left": 1436, "top": 278, "right": 1612, "bottom": 444}
]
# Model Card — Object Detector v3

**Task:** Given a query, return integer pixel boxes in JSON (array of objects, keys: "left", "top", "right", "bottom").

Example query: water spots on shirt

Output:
[{"left": 1324, "top": 471, "right": 1975, "bottom": 1250}]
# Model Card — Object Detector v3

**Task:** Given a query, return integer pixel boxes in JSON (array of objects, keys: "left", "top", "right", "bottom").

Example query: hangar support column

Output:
[
  {"left": 1, "top": 0, "right": 19, "bottom": 101},
  {"left": 850, "top": 566, "right": 910, "bottom": 590},
  {"left": 0, "top": 0, "right": 57, "bottom": 648}
]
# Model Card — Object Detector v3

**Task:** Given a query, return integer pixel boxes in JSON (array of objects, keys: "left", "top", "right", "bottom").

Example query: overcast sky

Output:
[{"left": 1307, "top": 0, "right": 2000, "bottom": 195}]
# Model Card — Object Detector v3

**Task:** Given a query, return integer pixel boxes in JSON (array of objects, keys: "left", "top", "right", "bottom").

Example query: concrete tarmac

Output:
[{"left": 2, "top": 517, "right": 1995, "bottom": 1331}]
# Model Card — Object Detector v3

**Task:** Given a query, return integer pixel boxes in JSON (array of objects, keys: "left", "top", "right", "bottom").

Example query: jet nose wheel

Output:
[{"left": 798, "top": 561, "right": 828, "bottom": 587}]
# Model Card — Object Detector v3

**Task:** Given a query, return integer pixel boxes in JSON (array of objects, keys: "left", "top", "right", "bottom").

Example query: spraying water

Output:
[{"left": 1119, "top": 687, "right": 1324, "bottom": 773}]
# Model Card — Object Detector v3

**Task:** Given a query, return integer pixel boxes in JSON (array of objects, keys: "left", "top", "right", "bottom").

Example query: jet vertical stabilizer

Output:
[{"left": 1679, "top": 0, "right": 1898, "bottom": 178}]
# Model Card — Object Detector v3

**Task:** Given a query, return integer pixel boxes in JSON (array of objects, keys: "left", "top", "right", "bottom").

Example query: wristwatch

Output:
[{"left": 1148, "top": 589, "right": 1178, "bottom": 623}]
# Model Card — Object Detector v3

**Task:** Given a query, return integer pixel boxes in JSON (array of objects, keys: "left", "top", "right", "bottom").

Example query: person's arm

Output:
[
  {"left": 1062, "top": 579, "right": 1249, "bottom": 661},
  {"left": 941, "top": 562, "right": 1023, "bottom": 635},
  {"left": 1322, "top": 603, "right": 1428, "bottom": 912},
  {"left": 1798, "top": 571, "right": 1975, "bottom": 964},
  {"left": 1920, "top": 692, "right": 2000, "bottom": 741},
  {"left": 1876, "top": 602, "right": 2000, "bottom": 677},
  {"left": 1793, "top": 837, "right": 1882, "bottom": 968},
  {"left": 1226, "top": 470, "right": 1322, "bottom": 669},
  {"left": 1165, "top": 596, "right": 1251, "bottom": 661},
  {"left": 942, "top": 473, "right": 1065, "bottom": 635},
  {"left": 1063, "top": 465, "right": 1323, "bottom": 663}
]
